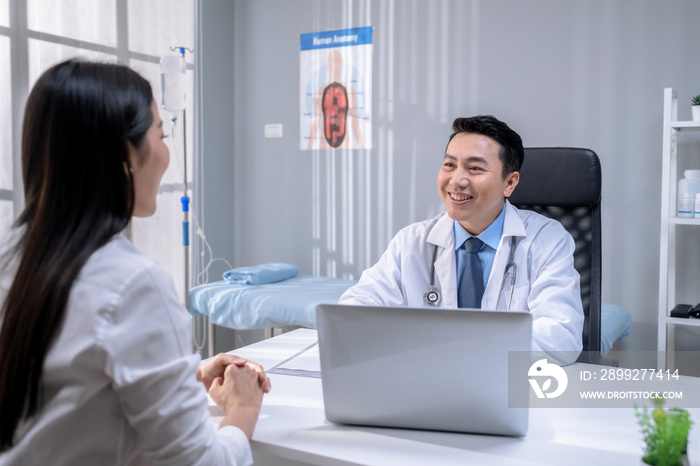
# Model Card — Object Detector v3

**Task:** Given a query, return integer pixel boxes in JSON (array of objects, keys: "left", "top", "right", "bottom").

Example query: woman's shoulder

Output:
[{"left": 78, "top": 234, "right": 170, "bottom": 293}]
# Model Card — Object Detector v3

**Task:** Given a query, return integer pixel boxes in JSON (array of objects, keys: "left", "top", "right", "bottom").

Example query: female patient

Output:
[{"left": 0, "top": 59, "right": 270, "bottom": 465}]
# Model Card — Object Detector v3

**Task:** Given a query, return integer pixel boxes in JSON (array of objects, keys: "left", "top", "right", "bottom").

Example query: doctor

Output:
[{"left": 339, "top": 115, "right": 583, "bottom": 362}]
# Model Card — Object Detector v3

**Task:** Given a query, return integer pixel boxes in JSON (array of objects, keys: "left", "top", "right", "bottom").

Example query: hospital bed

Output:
[
  {"left": 189, "top": 274, "right": 356, "bottom": 331},
  {"left": 188, "top": 265, "right": 631, "bottom": 355}
]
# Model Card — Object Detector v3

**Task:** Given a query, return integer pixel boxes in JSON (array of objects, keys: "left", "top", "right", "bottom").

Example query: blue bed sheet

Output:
[
  {"left": 188, "top": 275, "right": 356, "bottom": 330},
  {"left": 601, "top": 303, "right": 632, "bottom": 354}
]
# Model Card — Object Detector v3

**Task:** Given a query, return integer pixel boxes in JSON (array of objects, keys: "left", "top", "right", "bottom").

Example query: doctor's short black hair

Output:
[{"left": 446, "top": 115, "right": 524, "bottom": 178}]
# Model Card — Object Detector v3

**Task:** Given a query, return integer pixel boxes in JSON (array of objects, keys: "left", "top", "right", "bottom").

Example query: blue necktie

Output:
[{"left": 458, "top": 237, "right": 484, "bottom": 309}]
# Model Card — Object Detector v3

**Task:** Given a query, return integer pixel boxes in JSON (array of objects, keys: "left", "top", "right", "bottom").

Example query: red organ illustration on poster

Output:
[
  {"left": 321, "top": 82, "right": 349, "bottom": 148},
  {"left": 301, "top": 26, "right": 372, "bottom": 150}
]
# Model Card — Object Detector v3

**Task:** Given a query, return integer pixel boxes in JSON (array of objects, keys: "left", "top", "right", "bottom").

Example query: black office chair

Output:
[{"left": 508, "top": 147, "right": 602, "bottom": 363}]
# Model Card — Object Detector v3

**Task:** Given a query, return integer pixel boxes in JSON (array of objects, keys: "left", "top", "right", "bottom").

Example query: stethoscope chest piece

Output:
[
  {"left": 424, "top": 287, "right": 441, "bottom": 305},
  {"left": 423, "top": 236, "right": 518, "bottom": 310}
]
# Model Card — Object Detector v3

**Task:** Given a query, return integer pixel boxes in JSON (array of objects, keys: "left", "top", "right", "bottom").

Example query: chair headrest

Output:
[{"left": 508, "top": 147, "right": 602, "bottom": 207}]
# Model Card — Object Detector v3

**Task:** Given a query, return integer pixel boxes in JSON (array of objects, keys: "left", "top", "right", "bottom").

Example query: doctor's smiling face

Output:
[{"left": 438, "top": 132, "right": 519, "bottom": 236}]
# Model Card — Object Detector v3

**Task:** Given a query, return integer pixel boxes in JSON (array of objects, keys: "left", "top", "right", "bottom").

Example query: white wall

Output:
[{"left": 198, "top": 0, "right": 700, "bottom": 353}]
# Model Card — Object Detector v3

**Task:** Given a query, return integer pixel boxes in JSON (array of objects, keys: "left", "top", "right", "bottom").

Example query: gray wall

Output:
[{"left": 198, "top": 0, "right": 700, "bottom": 353}]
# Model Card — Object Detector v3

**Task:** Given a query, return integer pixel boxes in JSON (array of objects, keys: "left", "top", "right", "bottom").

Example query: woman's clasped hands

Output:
[{"left": 198, "top": 353, "right": 272, "bottom": 439}]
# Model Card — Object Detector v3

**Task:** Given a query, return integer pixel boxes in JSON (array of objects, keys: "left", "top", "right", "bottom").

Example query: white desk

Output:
[{"left": 210, "top": 329, "right": 699, "bottom": 465}]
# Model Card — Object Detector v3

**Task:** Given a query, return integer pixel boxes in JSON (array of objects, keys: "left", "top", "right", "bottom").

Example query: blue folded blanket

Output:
[{"left": 222, "top": 263, "right": 299, "bottom": 285}]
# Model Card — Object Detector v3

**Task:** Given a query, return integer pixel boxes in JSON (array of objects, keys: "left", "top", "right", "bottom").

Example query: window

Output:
[
  {"left": 27, "top": 0, "right": 117, "bottom": 46},
  {"left": 1, "top": 0, "right": 195, "bottom": 300},
  {"left": 0, "top": 33, "right": 12, "bottom": 235},
  {"left": 0, "top": 0, "right": 8, "bottom": 27}
]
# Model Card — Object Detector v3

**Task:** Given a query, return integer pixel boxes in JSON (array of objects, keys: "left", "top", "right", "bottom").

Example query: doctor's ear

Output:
[{"left": 503, "top": 171, "right": 520, "bottom": 197}]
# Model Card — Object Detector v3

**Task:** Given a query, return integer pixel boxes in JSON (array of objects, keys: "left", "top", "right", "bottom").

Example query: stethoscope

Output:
[{"left": 424, "top": 236, "right": 518, "bottom": 310}]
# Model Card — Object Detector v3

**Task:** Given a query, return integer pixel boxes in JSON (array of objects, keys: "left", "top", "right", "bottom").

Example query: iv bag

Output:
[{"left": 160, "top": 55, "right": 186, "bottom": 112}]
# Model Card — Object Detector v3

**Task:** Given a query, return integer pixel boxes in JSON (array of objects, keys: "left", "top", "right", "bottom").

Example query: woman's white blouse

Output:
[{"left": 0, "top": 233, "right": 252, "bottom": 465}]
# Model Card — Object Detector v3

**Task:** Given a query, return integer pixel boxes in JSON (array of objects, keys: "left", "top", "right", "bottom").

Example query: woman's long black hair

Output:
[{"left": 0, "top": 59, "right": 153, "bottom": 450}]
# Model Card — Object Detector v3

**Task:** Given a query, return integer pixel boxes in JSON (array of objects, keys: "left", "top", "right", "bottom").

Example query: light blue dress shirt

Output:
[{"left": 454, "top": 202, "right": 506, "bottom": 289}]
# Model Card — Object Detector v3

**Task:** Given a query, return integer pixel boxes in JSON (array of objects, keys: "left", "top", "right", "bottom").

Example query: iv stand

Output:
[
  {"left": 181, "top": 107, "right": 189, "bottom": 310},
  {"left": 166, "top": 46, "right": 211, "bottom": 357},
  {"left": 181, "top": 108, "right": 212, "bottom": 357}
]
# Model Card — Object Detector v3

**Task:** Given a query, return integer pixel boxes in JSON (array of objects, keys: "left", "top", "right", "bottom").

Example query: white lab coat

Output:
[{"left": 339, "top": 201, "right": 584, "bottom": 363}]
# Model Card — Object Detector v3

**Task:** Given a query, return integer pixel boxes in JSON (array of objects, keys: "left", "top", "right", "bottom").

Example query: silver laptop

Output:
[{"left": 316, "top": 304, "right": 532, "bottom": 437}]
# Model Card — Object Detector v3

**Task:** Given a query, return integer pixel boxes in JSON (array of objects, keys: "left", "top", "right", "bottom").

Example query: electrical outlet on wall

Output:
[{"left": 264, "top": 123, "right": 283, "bottom": 138}]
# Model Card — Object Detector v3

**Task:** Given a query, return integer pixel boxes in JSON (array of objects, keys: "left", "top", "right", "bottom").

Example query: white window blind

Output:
[
  {"left": 27, "top": 0, "right": 117, "bottom": 46},
  {"left": 0, "top": 34, "right": 11, "bottom": 235},
  {"left": 1, "top": 0, "right": 195, "bottom": 302},
  {"left": 0, "top": 0, "right": 8, "bottom": 27}
]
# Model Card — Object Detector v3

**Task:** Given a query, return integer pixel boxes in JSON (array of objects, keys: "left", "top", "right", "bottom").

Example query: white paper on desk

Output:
[{"left": 268, "top": 342, "right": 321, "bottom": 378}]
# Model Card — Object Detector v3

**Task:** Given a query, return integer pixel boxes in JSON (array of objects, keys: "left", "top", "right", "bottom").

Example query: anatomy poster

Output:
[{"left": 300, "top": 26, "right": 372, "bottom": 150}]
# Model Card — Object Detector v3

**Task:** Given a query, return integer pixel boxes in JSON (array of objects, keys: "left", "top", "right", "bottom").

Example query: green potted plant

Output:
[
  {"left": 692, "top": 94, "right": 700, "bottom": 121},
  {"left": 636, "top": 395, "right": 692, "bottom": 466}
]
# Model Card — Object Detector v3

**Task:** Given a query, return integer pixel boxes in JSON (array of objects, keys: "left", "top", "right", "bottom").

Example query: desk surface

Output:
[{"left": 210, "top": 329, "right": 699, "bottom": 466}]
